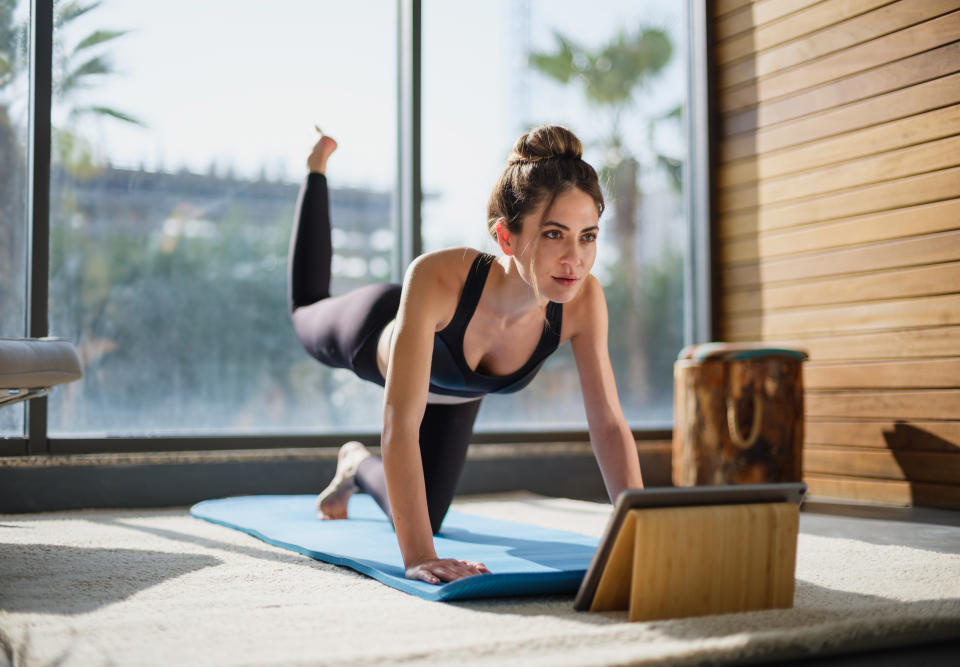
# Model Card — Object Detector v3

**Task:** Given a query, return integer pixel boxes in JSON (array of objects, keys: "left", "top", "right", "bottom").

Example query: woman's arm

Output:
[
  {"left": 381, "top": 253, "right": 489, "bottom": 584},
  {"left": 569, "top": 276, "right": 644, "bottom": 501}
]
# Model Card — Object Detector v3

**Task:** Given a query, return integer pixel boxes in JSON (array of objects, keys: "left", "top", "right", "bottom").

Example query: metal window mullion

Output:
[
  {"left": 684, "top": 0, "right": 716, "bottom": 346},
  {"left": 395, "top": 0, "right": 422, "bottom": 280},
  {"left": 25, "top": 0, "right": 53, "bottom": 455}
]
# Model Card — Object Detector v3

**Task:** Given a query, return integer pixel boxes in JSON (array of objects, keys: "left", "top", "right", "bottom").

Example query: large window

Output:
[
  {"left": 0, "top": 0, "right": 30, "bottom": 436},
  {"left": 422, "top": 0, "right": 687, "bottom": 429},
  {"left": 45, "top": 0, "right": 395, "bottom": 435},
  {"left": 4, "top": 1, "right": 692, "bottom": 450}
]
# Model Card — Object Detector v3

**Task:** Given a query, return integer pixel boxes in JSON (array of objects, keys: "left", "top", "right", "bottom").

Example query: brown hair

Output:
[
  {"left": 487, "top": 125, "right": 604, "bottom": 238},
  {"left": 487, "top": 125, "right": 605, "bottom": 302}
]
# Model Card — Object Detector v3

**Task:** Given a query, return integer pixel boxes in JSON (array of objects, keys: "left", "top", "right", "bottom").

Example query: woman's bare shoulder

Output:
[
  {"left": 415, "top": 246, "right": 485, "bottom": 269},
  {"left": 400, "top": 248, "right": 486, "bottom": 327},
  {"left": 406, "top": 247, "right": 485, "bottom": 289}
]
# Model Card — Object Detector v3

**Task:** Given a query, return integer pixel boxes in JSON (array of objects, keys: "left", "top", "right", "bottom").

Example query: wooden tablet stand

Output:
[{"left": 588, "top": 502, "right": 799, "bottom": 621}]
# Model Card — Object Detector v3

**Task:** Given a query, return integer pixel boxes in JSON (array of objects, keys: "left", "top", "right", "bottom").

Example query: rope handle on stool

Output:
[{"left": 726, "top": 393, "right": 763, "bottom": 450}]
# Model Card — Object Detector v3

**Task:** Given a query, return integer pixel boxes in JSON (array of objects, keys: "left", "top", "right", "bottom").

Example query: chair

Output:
[{"left": 0, "top": 337, "right": 83, "bottom": 407}]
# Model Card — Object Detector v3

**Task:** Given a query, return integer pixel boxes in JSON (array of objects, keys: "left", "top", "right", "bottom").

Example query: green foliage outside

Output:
[{"left": 46, "top": 183, "right": 345, "bottom": 432}]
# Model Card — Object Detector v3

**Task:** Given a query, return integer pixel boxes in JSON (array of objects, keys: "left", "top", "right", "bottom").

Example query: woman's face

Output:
[{"left": 510, "top": 187, "right": 600, "bottom": 304}]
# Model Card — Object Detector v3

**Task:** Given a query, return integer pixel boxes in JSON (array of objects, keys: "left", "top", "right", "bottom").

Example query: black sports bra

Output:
[{"left": 427, "top": 252, "right": 563, "bottom": 399}]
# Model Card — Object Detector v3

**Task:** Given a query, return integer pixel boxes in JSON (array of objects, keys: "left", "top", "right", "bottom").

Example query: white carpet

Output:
[{"left": 1, "top": 494, "right": 958, "bottom": 666}]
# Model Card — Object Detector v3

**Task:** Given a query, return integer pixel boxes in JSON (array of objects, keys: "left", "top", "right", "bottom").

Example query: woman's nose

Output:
[{"left": 561, "top": 239, "right": 582, "bottom": 264}]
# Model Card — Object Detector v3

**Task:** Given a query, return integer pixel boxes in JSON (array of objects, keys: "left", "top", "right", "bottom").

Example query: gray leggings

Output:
[{"left": 288, "top": 173, "right": 481, "bottom": 533}]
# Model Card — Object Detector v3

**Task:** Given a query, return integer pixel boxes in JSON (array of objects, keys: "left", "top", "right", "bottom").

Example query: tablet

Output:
[{"left": 573, "top": 483, "right": 807, "bottom": 611}]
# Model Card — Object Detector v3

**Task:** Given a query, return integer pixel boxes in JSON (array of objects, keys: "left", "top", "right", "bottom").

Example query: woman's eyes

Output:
[{"left": 543, "top": 230, "right": 597, "bottom": 242}]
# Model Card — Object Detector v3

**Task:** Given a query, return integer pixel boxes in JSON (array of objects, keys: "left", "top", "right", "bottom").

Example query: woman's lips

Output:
[{"left": 552, "top": 276, "right": 579, "bottom": 287}]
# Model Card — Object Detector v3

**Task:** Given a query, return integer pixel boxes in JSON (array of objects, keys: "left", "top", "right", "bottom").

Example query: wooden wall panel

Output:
[
  {"left": 804, "top": 474, "right": 960, "bottom": 507},
  {"left": 724, "top": 262, "right": 960, "bottom": 314},
  {"left": 719, "top": 104, "right": 960, "bottom": 189},
  {"left": 719, "top": 11, "right": 960, "bottom": 112},
  {"left": 804, "top": 446, "right": 960, "bottom": 484},
  {"left": 719, "top": 135, "right": 960, "bottom": 212},
  {"left": 803, "top": 358, "right": 960, "bottom": 389},
  {"left": 717, "top": 0, "right": 895, "bottom": 64},
  {"left": 722, "top": 200, "right": 960, "bottom": 264},
  {"left": 715, "top": 0, "right": 755, "bottom": 18},
  {"left": 724, "top": 293, "right": 960, "bottom": 338},
  {"left": 718, "top": 12, "right": 960, "bottom": 113},
  {"left": 805, "top": 420, "right": 960, "bottom": 450},
  {"left": 719, "top": 166, "right": 960, "bottom": 237},
  {"left": 805, "top": 390, "right": 959, "bottom": 421},
  {"left": 718, "top": 0, "right": 959, "bottom": 89},
  {"left": 722, "top": 49, "right": 960, "bottom": 152},
  {"left": 757, "top": 326, "right": 960, "bottom": 361},
  {"left": 723, "top": 229, "right": 960, "bottom": 286},
  {"left": 715, "top": 0, "right": 826, "bottom": 41},
  {"left": 712, "top": 0, "right": 960, "bottom": 508}
]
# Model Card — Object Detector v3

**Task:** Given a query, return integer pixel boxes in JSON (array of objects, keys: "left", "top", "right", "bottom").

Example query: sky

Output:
[
  {"left": 47, "top": 0, "right": 687, "bottom": 254},
  {"left": 53, "top": 1, "right": 685, "bottom": 173},
  {"left": 54, "top": 0, "right": 397, "bottom": 186}
]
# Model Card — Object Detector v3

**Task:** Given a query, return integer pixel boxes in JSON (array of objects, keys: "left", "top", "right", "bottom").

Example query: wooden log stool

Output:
[{"left": 673, "top": 343, "right": 808, "bottom": 486}]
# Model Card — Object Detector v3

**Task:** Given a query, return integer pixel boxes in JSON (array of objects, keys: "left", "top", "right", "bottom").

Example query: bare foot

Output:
[
  {"left": 307, "top": 127, "right": 338, "bottom": 174},
  {"left": 316, "top": 441, "right": 371, "bottom": 520}
]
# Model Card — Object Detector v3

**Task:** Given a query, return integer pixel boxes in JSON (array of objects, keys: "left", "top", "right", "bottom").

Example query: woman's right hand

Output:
[{"left": 405, "top": 558, "right": 491, "bottom": 585}]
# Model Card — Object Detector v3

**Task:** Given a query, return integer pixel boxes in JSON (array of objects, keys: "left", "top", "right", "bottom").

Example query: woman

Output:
[{"left": 289, "top": 124, "right": 644, "bottom": 586}]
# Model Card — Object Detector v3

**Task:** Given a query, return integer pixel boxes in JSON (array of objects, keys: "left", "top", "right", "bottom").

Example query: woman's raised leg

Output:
[
  {"left": 287, "top": 132, "right": 401, "bottom": 383},
  {"left": 288, "top": 132, "right": 338, "bottom": 312}
]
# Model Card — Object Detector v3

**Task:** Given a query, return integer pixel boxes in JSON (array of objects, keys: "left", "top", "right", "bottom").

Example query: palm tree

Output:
[
  {"left": 529, "top": 25, "right": 674, "bottom": 401},
  {"left": 51, "top": 0, "right": 142, "bottom": 171},
  {"left": 0, "top": 0, "right": 138, "bottom": 335},
  {"left": 1, "top": 1, "right": 140, "bottom": 171},
  {"left": 529, "top": 26, "right": 672, "bottom": 249}
]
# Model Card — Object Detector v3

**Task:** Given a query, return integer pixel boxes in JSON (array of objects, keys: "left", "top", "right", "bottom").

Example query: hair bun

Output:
[{"left": 508, "top": 125, "right": 583, "bottom": 165}]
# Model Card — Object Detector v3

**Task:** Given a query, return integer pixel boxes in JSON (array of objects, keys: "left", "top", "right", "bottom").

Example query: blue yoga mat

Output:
[{"left": 191, "top": 494, "right": 599, "bottom": 601}]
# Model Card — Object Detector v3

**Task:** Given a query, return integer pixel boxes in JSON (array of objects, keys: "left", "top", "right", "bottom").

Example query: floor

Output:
[
  {"left": 780, "top": 501, "right": 960, "bottom": 666},
  {"left": 1, "top": 496, "right": 957, "bottom": 666},
  {"left": 800, "top": 502, "right": 960, "bottom": 554}
]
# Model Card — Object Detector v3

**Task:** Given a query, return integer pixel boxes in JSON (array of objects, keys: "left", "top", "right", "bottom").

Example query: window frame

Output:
[{"left": 5, "top": 0, "right": 710, "bottom": 457}]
